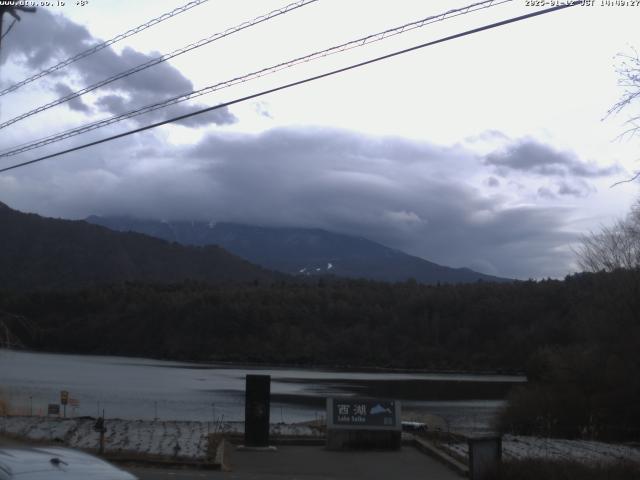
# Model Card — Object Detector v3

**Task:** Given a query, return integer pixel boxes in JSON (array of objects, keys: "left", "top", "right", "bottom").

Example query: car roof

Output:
[{"left": 0, "top": 447, "right": 137, "bottom": 480}]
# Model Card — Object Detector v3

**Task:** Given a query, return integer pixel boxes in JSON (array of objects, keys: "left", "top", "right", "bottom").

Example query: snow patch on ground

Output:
[
  {"left": 6, "top": 416, "right": 638, "bottom": 466},
  {"left": 441, "top": 434, "right": 640, "bottom": 465},
  {"left": 0, "top": 416, "right": 323, "bottom": 459}
]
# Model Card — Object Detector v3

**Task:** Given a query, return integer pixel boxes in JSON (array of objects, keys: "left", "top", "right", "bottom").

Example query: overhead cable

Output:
[
  {"left": 0, "top": 19, "right": 17, "bottom": 42},
  {"left": 0, "top": 0, "right": 319, "bottom": 130},
  {"left": 0, "top": 3, "right": 580, "bottom": 174},
  {"left": 0, "top": 0, "right": 514, "bottom": 158},
  {"left": 0, "top": 0, "right": 209, "bottom": 97}
]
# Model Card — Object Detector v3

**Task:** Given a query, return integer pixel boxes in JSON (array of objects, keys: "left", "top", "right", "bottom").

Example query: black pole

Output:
[
  {"left": 99, "top": 409, "right": 105, "bottom": 454},
  {"left": 0, "top": 6, "right": 36, "bottom": 50},
  {"left": 244, "top": 375, "right": 271, "bottom": 447}
]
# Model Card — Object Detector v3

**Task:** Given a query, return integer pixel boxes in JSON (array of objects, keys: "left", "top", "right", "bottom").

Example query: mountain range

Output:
[
  {"left": 0, "top": 202, "right": 275, "bottom": 290},
  {"left": 86, "top": 216, "right": 509, "bottom": 284}
]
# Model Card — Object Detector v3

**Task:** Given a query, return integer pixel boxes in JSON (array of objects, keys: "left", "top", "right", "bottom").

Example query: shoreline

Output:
[{"left": 0, "top": 347, "right": 527, "bottom": 378}]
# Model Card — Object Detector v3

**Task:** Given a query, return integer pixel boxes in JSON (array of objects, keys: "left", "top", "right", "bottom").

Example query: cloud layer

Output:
[
  {"left": 485, "top": 140, "right": 619, "bottom": 178},
  {"left": 484, "top": 140, "right": 619, "bottom": 199},
  {"left": 0, "top": 126, "right": 606, "bottom": 279}
]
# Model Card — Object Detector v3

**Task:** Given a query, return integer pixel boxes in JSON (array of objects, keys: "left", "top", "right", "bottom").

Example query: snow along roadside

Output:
[
  {"left": 0, "top": 416, "right": 323, "bottom": 460},
  {"left": 440, "top": 434, "right": 640, "bottom": 465}
]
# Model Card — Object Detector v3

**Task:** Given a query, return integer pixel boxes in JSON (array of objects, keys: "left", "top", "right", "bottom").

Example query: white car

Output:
[{"left": 0, "top": 447, "right": 137, "bottom": 480}]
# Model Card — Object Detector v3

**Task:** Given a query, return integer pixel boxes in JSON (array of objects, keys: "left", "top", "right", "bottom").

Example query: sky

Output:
[{"left": 0, "top": 0, "right": 639, "bottom": 279}]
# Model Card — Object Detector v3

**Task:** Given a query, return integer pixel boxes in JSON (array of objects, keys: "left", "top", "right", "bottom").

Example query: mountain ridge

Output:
[
  {"left": 0, "top": 204, "right": 277, "bottom": 290},
  {"left": 87, "top": 216, "right": 511, "bottom": 284}
]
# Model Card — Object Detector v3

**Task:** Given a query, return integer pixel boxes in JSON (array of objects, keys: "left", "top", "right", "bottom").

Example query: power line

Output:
[
  {"left": 0, "top": 0, "right": 209, "bottom": 97},
  {"left": 0, "top": 5, "right": 36, "bottom": 50},
  {"left": 0, "top": 19, "right": 17, "bottom": 42},
  {"left": 0, "top": 0, "right": 319, "bottom": 131},
  {"left": 0, "top": 0, "right": 514, "bottom": 158},
  {"left": 0, "top": 3, "right": 579, "bottom": 174},
  {"left": 0, "top": 0, "right": 318, "bottom": 129}
]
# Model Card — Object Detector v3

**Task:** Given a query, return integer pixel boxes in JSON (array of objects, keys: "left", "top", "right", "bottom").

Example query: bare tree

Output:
[
  {"left": 577, "top": 48, "right": 640, "bottom": 270},
  {"left": 607, "top": 48, "right": 640, "bottom": 186},
  {"left": 576, "top": 200, "right": 640, "bottom": 272},
  {"left": 0, "top": 310, "right": 34, "bottom": 350},
  {"left": 609, "top": 48, "right": 640, "bottom": 136}
]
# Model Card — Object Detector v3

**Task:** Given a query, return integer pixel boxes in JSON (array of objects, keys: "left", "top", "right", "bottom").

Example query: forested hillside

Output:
[
  {"left": 0, "top": 270, "right": 634, "bottom": 369},
  {"left": 2, "top": 269, "right": 639, "bottom": 439},
  {"left": 0, "top": 202, "right": 277, "bottom": 289}
]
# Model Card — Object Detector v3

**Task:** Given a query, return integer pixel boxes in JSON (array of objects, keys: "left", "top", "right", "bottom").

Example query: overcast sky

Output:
[{"left": 1, "top": 0, "right": 639, "bottom": 279}]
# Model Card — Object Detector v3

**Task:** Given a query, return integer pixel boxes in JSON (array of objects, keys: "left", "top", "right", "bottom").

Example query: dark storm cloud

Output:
[
  {"left": 537, "top": 187, "right": 556, "bottom": 199},
  {"left": 2, "top": 9, "right": 235, "bottom": 127},
  {"left": 0, "top": 127, "right": 580, "bottom": 279},
  {"left": 182, "top": 128, "right": 577, "bottom": 279},
  {"left": 557, "top": 180, "right": 592, "bottom": 198},
  {"left": 94, "top": 94, "right": 237, "bottom": 128},
  {"left": 79, "top": 46, "right": 193, "bottom": 96},
  {"left": 536, "top": 180, "right": 593, "bottom": 199},
  {"left": 53, "top": 83, "right": 91, "bottom": 113},
  {"left": 485, "top": 140, "right": 619, "bottom": 178},
  {"left": 167, "top": 103, "right": 237, "bottom": 128},
  {"left": 94, "top": 94, "right": 128, "bottom": 115},
  {"left": 485, "top": 176, "right": 500, "bottom": 188}
]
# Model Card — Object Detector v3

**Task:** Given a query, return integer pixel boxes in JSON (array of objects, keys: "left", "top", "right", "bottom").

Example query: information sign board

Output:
[{"left": 327, "top": 397, "right": 400, "bottom": 430}]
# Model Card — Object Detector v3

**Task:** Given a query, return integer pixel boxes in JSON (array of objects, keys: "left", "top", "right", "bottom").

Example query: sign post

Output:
[
  {"left": 94, "top": 412, "right": 107, "bottom": 455},
  {"left": 47, "top": 404, "right": 60, "bottom": 416},
  {"left": 244, "top": 374, "right": 271, "bottom": 448},
  {"left": 60, "top": 390, "right": 68, "bottom": 418},
  {"left": 326, "top": 397, "right": 402, "bottom": 450}
]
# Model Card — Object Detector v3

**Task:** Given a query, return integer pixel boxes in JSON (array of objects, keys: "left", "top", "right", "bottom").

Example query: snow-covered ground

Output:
[
  {"left": 0, "top": 416, "right": 323, "bottom": 460},
  {"left": 6, "top": 415, "right": 637, "bottom": 467},
  {"left": 441, "top": 434, "right": 640, "bottom": 465}
]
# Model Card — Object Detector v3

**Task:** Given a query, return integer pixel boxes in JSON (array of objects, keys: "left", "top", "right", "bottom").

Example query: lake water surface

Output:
[{"left": 0, "top": 349, "right": 525, "bottom": 433}]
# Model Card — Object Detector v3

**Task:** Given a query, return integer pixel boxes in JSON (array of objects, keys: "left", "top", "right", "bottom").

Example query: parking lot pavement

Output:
[
  {"left": 0, "top": 435, "right": 24, "bottom": 447},
  {"left": 1, "top": 434, "right": 462, "bottom": 479},
  {"left": 127, "top": 445, "right": 463, "bottom": 480},
  {"left": 128, "top": 468, "right": 223, "bottom": 479}
]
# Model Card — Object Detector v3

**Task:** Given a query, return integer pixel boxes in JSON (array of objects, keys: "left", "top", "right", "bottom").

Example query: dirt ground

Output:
[
  {"left": 129, "top": 445, "right": 464, "bottom": 480},
  {"left": 1, "top": 434, "right": 462, "bottom": 480}
]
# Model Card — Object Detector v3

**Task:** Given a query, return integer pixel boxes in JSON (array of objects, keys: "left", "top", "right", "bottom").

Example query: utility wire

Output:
[
  {"left": 0, "top": 0, "right": 319, "bottom": 131},
  {"left": 0, "top": 18, "right": 17, "bottom": 43},
  {"left": 0, "top": 5, "right": 36, "bottom": 50},
  {"left": 0, "top": 0, "right": 209, "bottom": 97},
  {"left": 0, "top": 3, "right": 579, "bottom": 174},
  {"left": 0, "top": 0, "right": 513, "bottom": 158}
]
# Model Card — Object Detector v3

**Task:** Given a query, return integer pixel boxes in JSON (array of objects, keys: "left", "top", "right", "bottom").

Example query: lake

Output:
[{"left": 0, "top": 349, "right": 525, "bottom": 433}]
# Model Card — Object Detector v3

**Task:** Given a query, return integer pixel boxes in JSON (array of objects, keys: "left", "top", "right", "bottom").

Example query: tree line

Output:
[{"left": 2, "top": 267, "right": 639, "bottom": 440}]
